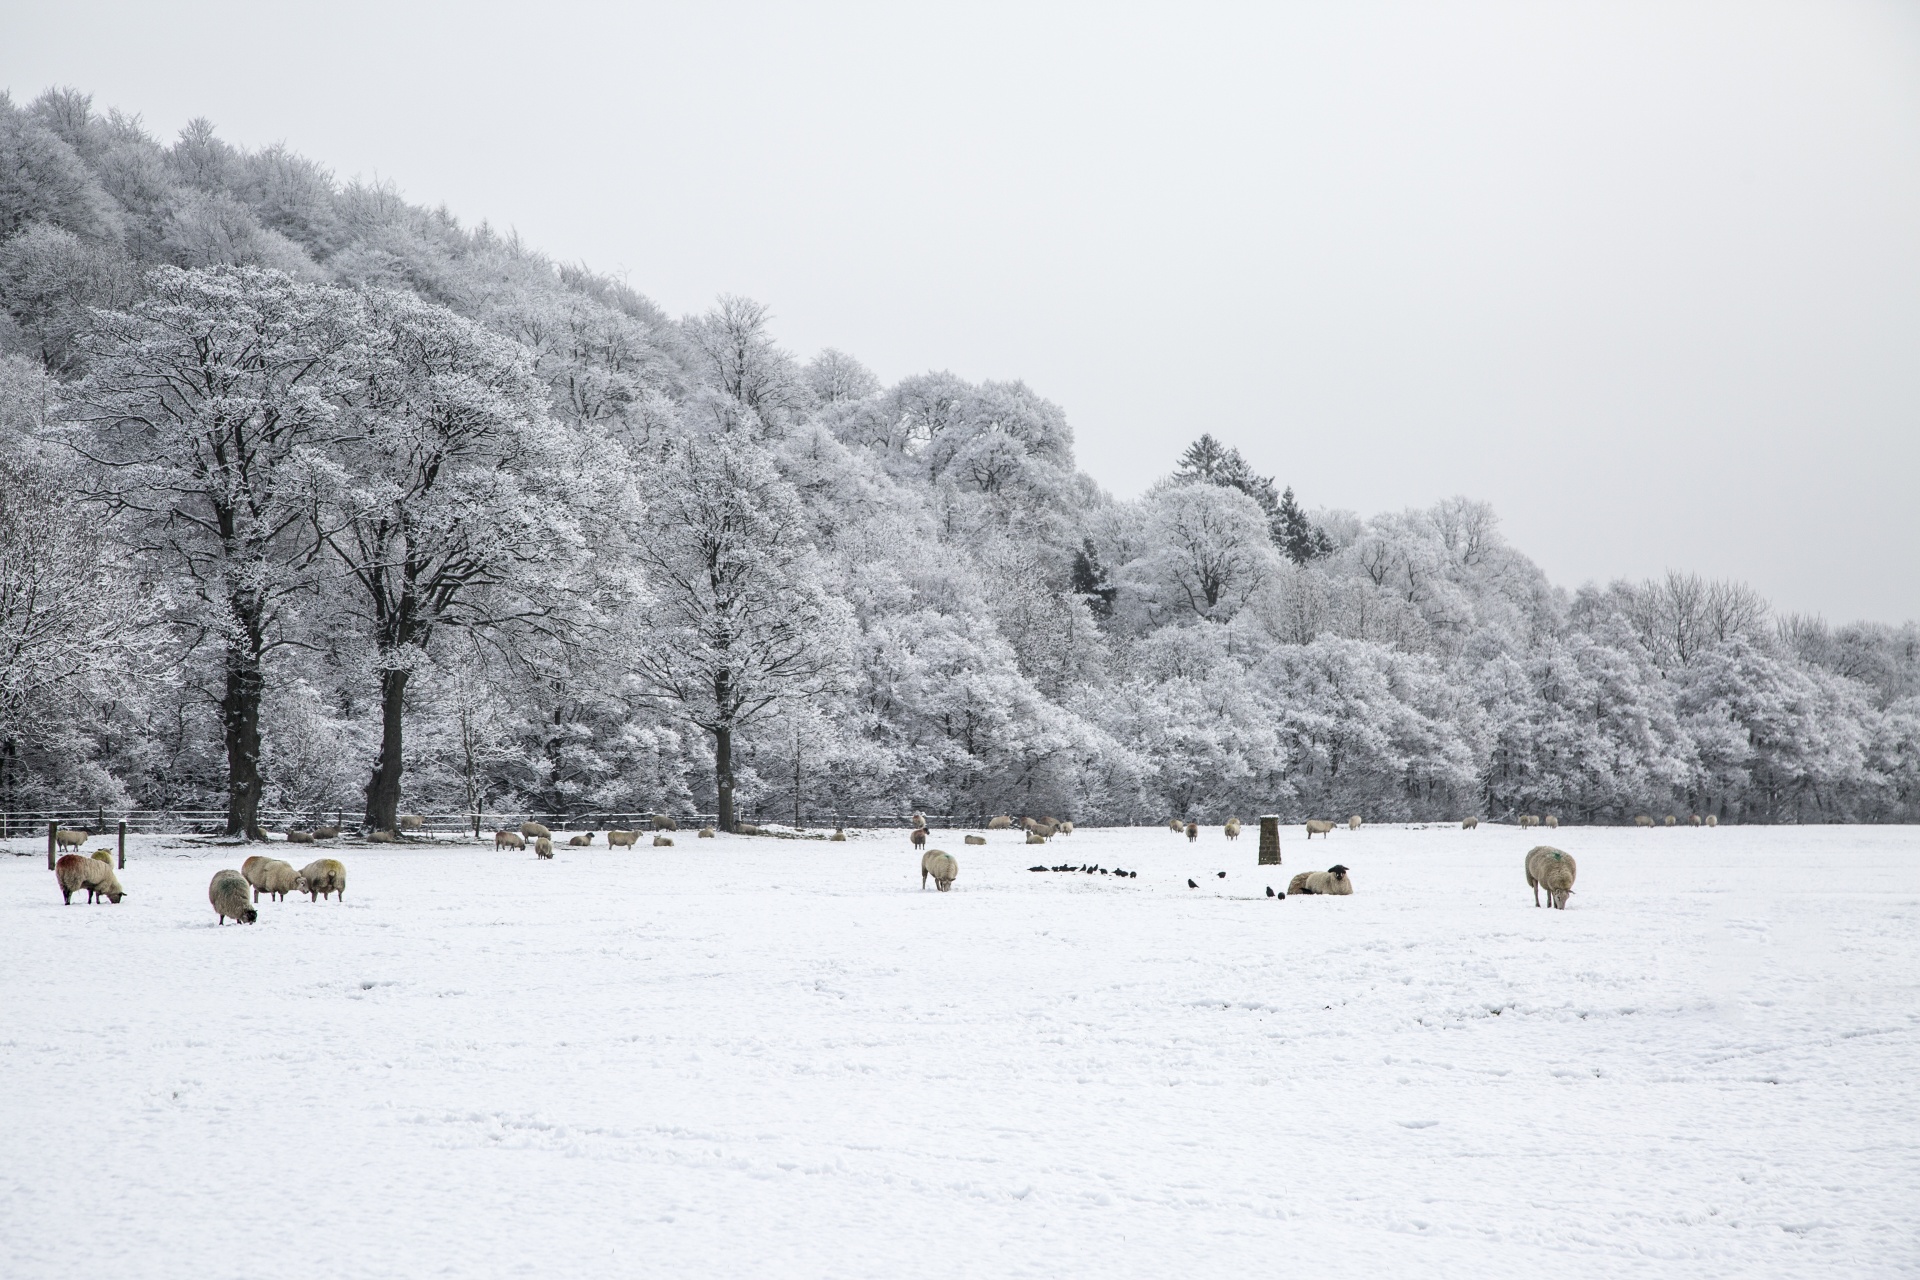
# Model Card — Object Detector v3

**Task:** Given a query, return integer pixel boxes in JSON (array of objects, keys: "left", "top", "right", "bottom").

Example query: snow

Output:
[{"left": 3, "top": 823, "right": 1917, "bottom": 1278}]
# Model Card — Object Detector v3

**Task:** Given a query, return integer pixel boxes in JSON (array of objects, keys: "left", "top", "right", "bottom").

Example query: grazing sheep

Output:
[
  {"left": 1518, "top": 814, "right": 1540, "bottom": 829},
  {"left": 830, "top": 828, "right": 846, "bottom": 842},
  {"left": 1545, "top": 815, "right": 1560, "bottom": 829},
  {"left": 1167, "top": 817, "right": 1184, "bottom": 833},
  {"left": 1665, "top": 815, "right": 1677, "bottom": 827},
  {"left": 654, "top": 835, "right": 674, "bottom": 847},
  {"left": 920, "top": 850, "right": 958, "bottom": 891},
  {"left": 1705, "top": 814, "right": 1719, "bottom": 828},
  {"left": 54, "top": 828, "right": 88, "bottom": 852},
  {"left": 313, "top": 825, "right": 340, "bottom": 840},
  {"left": 1186, "top": 821, "right": 1198, "bottom": 843},
  {"left": 1306, "top": 820, "right": 1334, "bottom": 839},
  {"left": 295, "top": 859, "right": 347, "bottom": 902},
  {"left": 568, "top": 832, "right": 596, "bottom": 847},
  {"left": 535, "top": 837, "right": 554, "bottom": 859},
  {"left": 1525, "top": 845, "right": 1577, "bottom": 909},
  {"left": 987, "top": 816, "right": 1012, "bottom": 830},
  {"left": 1689, "top": 814, "right": 1702, "bottom": 827},
  {"left": 1224, "top": 818, "right": 1242, "bottom": 841},
  {"left": 494, "top": 830, "right": 526, "bottom": 851},
  {"left": 400, "top": 814, "right": 424, "bottom": 831},
  {"left": 250, "top": 859, "right": 299, "bottom": 903},
  {"left": 520, "top": 821, "right": 551, "bottom": 840},
  {"left": 1286, "top": 865, "right": 1352, "bottom": 896},
  {"left": 241, "top": 854, "right": 269, "bottom": 884},
  {"left": 1059, "top": 821, "right": 1074, "bottom": 836},
  {"left": 287, "top": 829, "right": 315, "bottom": 844},
  {"left": 698, "top": 827, "right": 715, "bottom": 838},
  {"left": 1633, "top": 814, "right": 1655, "bottom": 828},
  {"left": 1461, "top": 816, "right": 1479, "bottom": 830},
  {"left": 209, "top": 870, "right": 257, "bottom": 924},
  {"left": 1026, "top": 831, "right": 1047, "bottom": 845},
  {"left": 964, "top": 834, "right": 986, "bottom": 846},
  {"left": 652, "top": 815, "right": 678, "bottom": 831},
  {"left": 1348, "top": 815, "right": 1362, "bottom": 831},
  {"left": 90, "top": 848, "right": 112, "bottom": 865},
  {"left": 54, "top": 853, "right": 125, "bottom": 904},
  {"left": 911, "top": 828, "right": 928, "bottom": 853},
  {"left": 607, "top": 829, "right": 638, "bottom": 849}
]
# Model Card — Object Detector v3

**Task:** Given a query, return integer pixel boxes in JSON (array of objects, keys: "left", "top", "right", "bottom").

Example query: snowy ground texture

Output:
[{"left": 4, "top": 822, "right": 1917, "bottom": 1279}]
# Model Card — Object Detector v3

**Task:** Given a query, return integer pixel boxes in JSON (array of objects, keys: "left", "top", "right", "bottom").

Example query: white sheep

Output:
[
  {"left": 987, "top": 816, "right": 1012, "bottom": 830},
  {"left": 1634, "top": 814, "right": 1655, "bottom": 828},
  {"left": 1544, "top": 815, "right": 1560, "bottom": 829},
  {"left": 697, "top": 827, "right": 715, "bottom": 839},
  {"left": 1059, "top": 821, "right": 1074, "bottom": 836},
  {"left": 494, "top": 830, "right": 527, "bottom": 851},
  {"left": 1461, "top": 816, "right": 1479, "bottom": 830},
  {"left": 535, "top": 837, "right": 554, "bottom": 859},
  {"left": 286, "top": 829, "right": 315, "bottom": 844},
  {"left": 368, "top": 829, "right": 397, "bottom": 843},
  {"left": 829, "top": 829, "right": 846, "bottom": 842},
  {"left": 1026, "top": 831, "right": 1046, "bottom": 845},
  {"left": 964, "top": 834, "right": 986, "bottom": 846},
  {"left": 567, "top": 832, "right": 596, "bottom": 847},
  {"left": 1286, "top": 865, "right": 1352, "bottom": 895},
  {"left": 1689, "top": 814, "right": 1702, "bottom": 827},
  {"left": 54, "top": 828, "right": 88, "bottom": 852},
  {"left": 1705, "top": 814, "right": 1718, "bottom": 828},
  {"left": 400, "top": 814, "right": 424, "bottom": 831},
  {"left": 654, "top": 835, "right": 674, "bottom": 847},
  {"left": 921, "top": 849, "right": 958, "bottom": 891},
  {"left": 1525, "top": 845, "right": 1577, "bottom": 909},
  {"left": 911, "top": 811, "right": 926, "bottom": 829},
  {"left": 295, "top": 859, "right": 347, "bottom": 902},
  {"left": 1224, "top": 818, "right": 1242, "bottom": 841},
  {"left": 209, "top": 869, "right": 257, "bottom": 924},
  {"left": 55, "top": 853, "right": 125, "bottom": 904},
  {"left": 248, "top": 858, "right": 299, "bottom": 902},
  {"left": 1167, "top": 817, "right": 1184, "bottom": 833},
  {"left": 1518, "top": 814, "right": 1540, "bottom": 829},
  {"left": 313, "top": 825, "right": 341, "bottom": 840},
  {"left": 1348, "top": 814, "right": 1362, "bottom": 831},
  {"left": 652, "top": 815, "right": 678, "bottom": 832},
  {"left": 520, "top": 821, "right": 551, "bottom": 840},
  {"left": 1305, "top": 820, "right": 1334, "bottom": 839},
  {"left": 607, "top": 829, "right": 639, "bottom": 849}
]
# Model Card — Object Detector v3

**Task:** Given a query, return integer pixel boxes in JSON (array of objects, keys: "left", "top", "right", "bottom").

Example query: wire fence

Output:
[{"left": 0, "top": 808, "right": 980, "bottom": 840}]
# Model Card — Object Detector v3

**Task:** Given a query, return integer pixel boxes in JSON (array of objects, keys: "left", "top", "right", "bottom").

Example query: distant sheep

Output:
[
  {"left": 1026, "top": 831, "right": 1046, "bottom": 845},
  {"left": 1059, "top": 821, "right": 1074, "bottom": 836},
  {"left": 1705, "top": 814, "right": 1718, "bottom": 828},
  {"left": 494, "top": 830, "right": 526, "bottom": 851},
  {"left": 209, "top": 869, "right": 257, "bottom": 924},
  {"left": 911, "top": 828, "right": 928, "bottom": 853},
  {"left": 1544, "top": 815, "right": 1560, "bottom": 829},
  {"left": 1348, "top": 815, "right": 1362, "bottom": 831},
  {"left": 1305, "top": 820, "right": 1334, "bottom": 839},
  {"left": 1286, "top": 865, "right": 1352, "bottom": 896},
  {"left": 54, "top": 828, "right": 88, "bottom": 852},
  {"left": 313, "top": 825, "right": 341, "bottom": 840},
  {"left": 1518, "top": 814, "right": 1540, "bottom": 829},
  {"left": 1186, "top": 821, "right": 1198, "bottom": 843},
  {"left": 568, "top": 832, "right": 596, "bottom": 847},
  {"left": 296, "top": 859, "right": 347, "bottom": 902},
  {"left": 652, "top": 815, "right": 678, "bottom": 831},
  {"left": 607, "top": 829, "right": 638, "bottom": 849},
  {"left": 1525, "top": 845, "right": 1577, "bottom": 909},
  {"left": 1167, "top": 817, "right": 1184, "bottom": 833},
  {"left": 698, "top": 827, "right": 715, "bottom": 839},
  {"left": 830, "top": 829, "right": 846, "bottom": 842},
  {"left": 911, "top": 811, "right": 926, "bottom": 829},
  {"left": 921, "top": 849, "right": 958, "bottom": 891},
  {"left": 55, "top": 853, "right": 125, "bottom": 904},
  {"left": 535, "top": 837, "right": 554, "bottom": 859},
  {"left": 1664, "top": 815, "right": 1677, "bottom": 827},
  {"left": 400, "top": 814, "right": 424, "bottom": 831},
  {"left": 987, "top": 816, "right": 1012, "bottom": 831},
  {"left": 249, "top": 858, "right": 299, "bottom": 903},
  {"left": 1461, "top": 816, "right": 1479, "bottom": 830},
  {"left": 1689, "top": 814, "right": 1702, "bottom": 827},
  {"left": 654, "top": 835, "right": 674, "bottom": 847},
  {"left": 1633, "top": 814, "right": 1655, "bottom": 828},
  {"left": 1224, "top": 818, "right": 1242, "bottom": 841},
  {"left": 964, "top": 834, "right": 986, "bottom": 846},
  {"left": 520, "top": 822, "right": 551, "bottom": 840},
  {"left": 368, "top": 829, "right": 397, "bottom": 843},
  {"left": 287, "top": 830, "right": 315, "bottom": 844}
]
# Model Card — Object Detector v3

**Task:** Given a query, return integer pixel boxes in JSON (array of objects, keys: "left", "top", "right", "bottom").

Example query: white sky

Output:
[{"left": 6, "top": 1, "right": 1919, "bottom": 622}]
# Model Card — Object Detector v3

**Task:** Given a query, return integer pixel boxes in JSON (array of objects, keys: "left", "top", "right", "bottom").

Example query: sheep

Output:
[
  {"left": 535, "top": 837, "right": 554, "bottom": 859},
  {"left": 607, "top": 829, "right": 638, "bottom": 849},
  {"left": 911, "top": 811, "right": 927, "bottom": 829},
  {"left": 652, "top": 814, "right": 678, "bottom": 831},
  {"left": 1059, "top": 821, "right": 1074, "bottom": 836},
  {"left": 1461, "top": 816, "right": 1479, "bottom": 830},
  {"left": 1224, "top": 818, "right": 1242, "bottom": 841},
  {"left": 1348, "top": 815, "right": 1362, "bottom": 831},
  {"left": 1664, "top": 815, "right": 1677, "bottom": 827},
  {"left": 520, "top": 821, "right": 551, "bottom": 840},
  {"left": 1186, "top": 821, "right": 1199, "bottom": 843},
  {"left": 987, "top": 816, "right": 1012, "bottom": 831},
  {"left": 313, "top": 825, "right": 341, "bottom": 840},
  {"left": 654, "top": 835, "right": 674, "bottom": 847},
  {"left": 1525, "top": 845, "right": 1577, "bottom": 909},
  {"left": 368, "top": 829, "right": 397, "bottom": 843},
  {"left": 296, "top": 859, "right": 347, "bottom": 902},
  {"left": 399, "top": 814, "right": 424, "bottom": 831},
  {"left": 1705, "top": 814, "right": 1719, "bottom": 827},
  {"left": 1633, "top": 814, "right": 1655, "bottom": 828},
  {"left": 286, "top": 829, "right": 315, "bottom": 844},
  {"left": 1026, "top": 831, "right": 1047, "bottom": 845},
  {"left": 54, "top": 853, "right": 125, "bottom": 904},
  {"left": 1518, "top": 814, "right": 1540, "bottom": 829},
  {"left": 1167, "top": 817, "right": 1184, "bottom": 833},
  {"left": 911, "top": 828, "right": 928, "bottom": 853},
  {"left": 209, "top": 870, "right": 257, "bottom": 924},
  {"left": 1545, "top": 815, "right": 1560, "bottom": 829},
  {"left": 54, "top": 828, "right": 88, "bottom": 852},
  {"left": 831, "top": 828, "right": 846, "bottom": 842},
  {"left": 567, "top": 832, "right": 596, "bottom": 847},
  {"left": 964, "top": 834, "right": 986, "bottom": 846},
  {"left": 250, "top": 858, "right": 299, "bottom": 903},
  {"left": 1689, "top": 814, "right": 1702, "bottom": 827},
  {"left": 698, "top": 827, "right": 716, "bottom": 838},
  {"left": 494, "top": 830, "right": 526, "bottom": 851},
  {"left": 1305, "top": 820, "right": 1334, "bottom": 839},
  {"left": 241, "top": 854, "right": 270, "bottom": 884},
  {"left": 921, "top": 849, "right": 959, "bottom": 891},
  {"left": 1286, "top": 865, "right": 1352, "bottom": 896}
]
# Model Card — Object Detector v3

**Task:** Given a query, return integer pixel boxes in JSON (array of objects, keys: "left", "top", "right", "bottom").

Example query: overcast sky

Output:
[{"left": 7, "top": 1, "right": 1919, "bottom": 621}]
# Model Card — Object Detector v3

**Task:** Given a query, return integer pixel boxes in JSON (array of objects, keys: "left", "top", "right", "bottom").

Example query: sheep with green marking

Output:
[{"left": 1525, "top": 846, "right": 1577, "bottom": 909}]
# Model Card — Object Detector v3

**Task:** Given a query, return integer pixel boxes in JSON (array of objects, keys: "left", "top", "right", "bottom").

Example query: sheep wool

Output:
[
  {"left": 1224, "top": 819, "right": 1241, "bottom": 841},
  {"left": 54, "top": 828, "right": 88, "bottom": 851},
  {"left": 520, "top": 822, "right": 551, "bottom": 840},
  {"left": 494, "top": 830, "right": 527, "bottom": 851},
  {"left": 209, "top": 870, "right": 257, "bottom": 924},
  {"left": 1305, "top": 820, "right": 1334, "bottom": 839},
  {"left": 921, "top": 850, "right": 959, "bottom": 892},
  {"left": 607, "top": 830, "right": 639, "bottom": 849},
  {"left": 251, "top": 859, "right": 300, "bottom": 902},
  {"left": 987, "top": 816, "right": 1012, "bottom": 831},
  {"left": 1348, "top": 815, "right": 1363, "bottom": 830},
  {"left": 55, "top": 853, "right": 125, "bottom": 904},
  {"left": 535, "top": 837, "right": 554, "bottom": 859},
  {"left": 1525, "top": 846, "right": 1577, "bottom": 909},
  {"left": 296, "top": 859, "right": 347, "bottom": 902}
]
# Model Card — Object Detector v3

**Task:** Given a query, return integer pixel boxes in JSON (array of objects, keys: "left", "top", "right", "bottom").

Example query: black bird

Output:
[
  {"left": 1029, "top": 865, "right": 1047, "bottom": 872},
  {"left": 1187, "top": 878, "right": 1198, "bottom": 889},
  {"left": 1129, "top": 871, "right": 1139, "bottom": 878},
  {"left": 1216, "top": 871, "right": 1226, "bottom": 879},
  {"left": 1113, "top": 867, "right": 1126, "bottom": 877},
  {"left": 1266, "top": 886, "right": 1275, "bottom": 898}
]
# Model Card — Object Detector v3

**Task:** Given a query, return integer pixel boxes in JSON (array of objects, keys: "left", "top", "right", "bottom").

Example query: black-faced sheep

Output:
[
  {"left": 1689, "top": 814, "right": 1702, "bottom": 827},
  {"left": 921, "top": 849, "right": 958, "bottom": 891},
  {"left": 1186, "top": 821, "right": 1198, "bottom": 843},
  {"left": 911, "top": 828, "right": 928, "bottom": 853},
  {"left": 1525, "top": 845, "right": 1577, "bottom": 909},
  {"left": 568, "top": 832, "right": 595, "bottom": 847},
  {"left": 210, "top": 869, "right": 257, "bottom": 924},
  {"left": 54, "top": 853, "right": 125, "bottom": 904},
  {"left": 1305, "top": 820, "right": 1334, "bottom": 839},
  {"left": 1286, "top": 865, "right": 1352, "bottom": 896},
  {"left": 494, "top": 830, "right": 526, "bottom": 851},
  {"left": 296, "top": 858, "right": 347, "bottom": 901}
]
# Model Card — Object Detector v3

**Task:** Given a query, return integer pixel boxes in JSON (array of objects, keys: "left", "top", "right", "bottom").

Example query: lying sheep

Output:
[
  {"left": 652, "top": 815, "right": 678, "bottom": 831},
  {"left": 313, "top": 825, "right": 341, "bottom": 840},
  {"left": 400, "top": 814, "right": 424, "bottom": 831},
  {"left": 987, "top": 816, "right": 1012, "bottom": 830},
  {"left": 698, "top": 827, "right": 716, "bottom": 838},
  {"left": 209, "top": 869, "right": 257, "bottom": 924},
  {"left": 287, "top": 829, "right": 315, "bottom": 844},
  {"left": 964, "top": 834, "right": 986, "bottom": 846},
  {"left": 241, "top": 854, "right": 269, "bottom": 885},
  {"left": 607, "top": 829, "right": 638, "bottom": 849},
  {"left": 1026, "top": 831, "right": 1047, "bottom": 845},
  {"left": 55, "top": 853, "right": 125, "bottom": 904},
  {"left": 495, "top": 830, "right": 527, "bottom": 851},
  {"left": 520, "top": 821, "right": 551, "bottom": 840},
  {"left": 1518, "top": 814, "right": 1540, "bottom": 829},
  {"left": 296, "top": 859, "right": 346, "bottom": 902},
  {"left": 568, "top": 832, "right": 596, "bottom": 847},
  {"left": 1224, "top": 818, "right": 1242, "bottom": 841},
  {"left": 830, "top": 828, "right": 846, "bottom": 842},
  {"left": 1348, "top": 815, "right": 1362, "bottom": 831},
  {"left": 1306, "top": 820, "right": 1334, "bottom": 839},
  {"left": 1186, "top": 821, "right": 1198, "bottom": 843},
  {"left": 1525, "top": 845, "right": 1577, "bottom": 909},
  {"left": 921, "top": 849, "right": 958, "bottom": 891},
  {"left": 535, "top": 837, "right": 554, "bottom": 859},
  {"left": 54, "top": 828, "right": 88, "bottom": 852},
  {"left": 1461, "top": 816, "right": 1479, "bottom": 829},
  {"left": 250, "top": 858, "right": 299, "bottom": 902},
  {"left": 654, "top": 835, "right": 674, "bottom": 847},
  {"left": 1545, "top": 815, "right": 1560, "bottom": 829},
  {"left": 1287, "top": 865, "right": 1352, "bottom": 896},
  {"left": 368, "top": 829, "right": 397, "bottom": 843}
]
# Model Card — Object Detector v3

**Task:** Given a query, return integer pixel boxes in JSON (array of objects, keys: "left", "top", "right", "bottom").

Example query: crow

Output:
[
  {"left": 1266, "top": 886, "right": 1275, "bottom": 898},
  {"left": 1216, "top": 871, "right": 1226, "bottom": 879},
  {"left": 1187, "top": 878, "right": 1198, "bottom": 889},
  {"left": 1129, "top": 871, "right": 1139, "bottom": 878},
  {"left": 1029, "top": 865, "right": 1047, "bottom": 872}
]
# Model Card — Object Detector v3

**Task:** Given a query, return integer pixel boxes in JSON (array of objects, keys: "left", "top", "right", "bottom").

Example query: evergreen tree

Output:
[
  {"left": 1275, "top": 486, "right": 1335, "bottom": 564},
  {"left": 1071, "top": 538, "right": 1118, "bottom": 618}
]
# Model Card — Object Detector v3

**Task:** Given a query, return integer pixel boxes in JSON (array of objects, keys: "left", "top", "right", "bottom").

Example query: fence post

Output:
[
  {"left": 47, "top": 821, "right": 56, "bottom": 870},
  {"left": 1259, "top": 815, "right": 1282, "bottom": 866},
  {"left": 118, "top": 820, "right": 127, "bottom": 870}
]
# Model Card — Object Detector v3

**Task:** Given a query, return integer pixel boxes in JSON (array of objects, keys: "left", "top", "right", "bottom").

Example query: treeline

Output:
[{"left": 2, "top": 88, "right": 1916, "bottom": 833}]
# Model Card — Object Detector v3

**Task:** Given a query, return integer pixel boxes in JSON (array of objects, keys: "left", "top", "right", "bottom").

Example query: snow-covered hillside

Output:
[{"left": 3, "top": 823, "right": 1915, "bottom": 1278}]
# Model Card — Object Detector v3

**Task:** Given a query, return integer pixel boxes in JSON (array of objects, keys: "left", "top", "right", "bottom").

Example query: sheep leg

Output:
[
  {"left": 253, "top": 885, "right": 260, "bottom": 902},
  {"left": 920, "top": 868, "right": 928, "bottom": 889},
  {"left": 1530, "top": 878, "right": 1540, "bottom": 907}
]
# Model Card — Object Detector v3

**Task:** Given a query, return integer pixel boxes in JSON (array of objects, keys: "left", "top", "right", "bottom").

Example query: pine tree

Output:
[
  {"left": 1071, "top": 539, "right": 1118, "bottom": 617},
  {"left": 1275, "top": 486, "right": 1335, "bottom": 565}
]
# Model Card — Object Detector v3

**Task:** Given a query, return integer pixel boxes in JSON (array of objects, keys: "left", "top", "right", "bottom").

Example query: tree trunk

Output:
[
  {"left": 363, "top": 667, "right": 409, "bottom": 833},
  {"left": 715, "top": 723, "right": 735, "bottom": 833},
  {"left": 223, "top": 639, "right": 266, "bottom": 839}
]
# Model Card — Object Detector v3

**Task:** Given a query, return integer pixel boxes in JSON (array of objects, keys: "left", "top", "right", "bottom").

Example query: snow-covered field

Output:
[{"left": 3, "top": 822, "right": 1916, "bottom": 1278}]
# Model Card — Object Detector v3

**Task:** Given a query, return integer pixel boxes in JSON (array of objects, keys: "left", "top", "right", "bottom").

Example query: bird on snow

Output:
[
  {"left": 1029, "top": 865, "right": 1047, "bottom": 872},
  {"left": 1187, "top": 878, "right": 1198, "bottom": 889},
  {"left": 1216, "top": 871, "right": 1226, "bottom": 879},
  {"left": 1266, "top": 886, "right": 1275, "bottom": 898}
]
